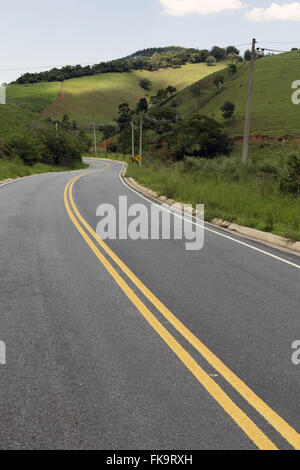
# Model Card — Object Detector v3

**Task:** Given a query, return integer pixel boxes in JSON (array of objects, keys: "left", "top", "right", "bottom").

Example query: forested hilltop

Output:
[{"left": 14, "top": 45, "right": 242, "bottom": 84}]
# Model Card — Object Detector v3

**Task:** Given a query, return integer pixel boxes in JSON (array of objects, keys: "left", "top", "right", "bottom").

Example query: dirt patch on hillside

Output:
[
  {"left": 42, "top": 82, "right": 67, "bottom": 117},
  {"left": 234, "top": 135, "right": 300, "bottom": 144}
]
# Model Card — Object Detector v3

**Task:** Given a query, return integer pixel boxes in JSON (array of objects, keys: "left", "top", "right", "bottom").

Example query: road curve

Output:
[{"left": 0, "top": 159, "right": 299, "bottom": 450}]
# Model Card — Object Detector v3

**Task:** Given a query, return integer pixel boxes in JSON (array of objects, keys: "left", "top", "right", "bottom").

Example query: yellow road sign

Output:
[{"left": 135, "top": 155, "right": 142, "bottom": 163}]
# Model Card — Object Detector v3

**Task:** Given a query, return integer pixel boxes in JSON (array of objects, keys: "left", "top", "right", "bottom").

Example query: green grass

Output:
[
  {"left": 7, "top": 82, "right": 61, "bottom": 114},
  {"left": 7, "top": 63, "right": 227, "bottom": 126},
  {"left": 198, "top": 51, "right": 300, "bottom": 137},
  {"left": 161, "top": 51, "right": 300, "bottom": 138},
  {"left": 0, "top": 158, "right": 88, "bottom": 181},
  {"left": 104, "top": 143, "right": 300, "bottom": 242},
  {"left": 0, "top": 104, "right": 40, "bottom": 139}
]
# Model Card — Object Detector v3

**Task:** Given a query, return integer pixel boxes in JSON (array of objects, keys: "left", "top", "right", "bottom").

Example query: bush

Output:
[
  {"left": 7, "top": 132, "right": 42, "bottom": 165},
  {"left": 280, "top": 154, "right": 300, "bottom": 195},
  {"left": 220, "top": 101, "right": 235, "bottom": 120},
  {"left": 5, "top": 123, "right": 86, "bottom": 167},
  {"left": 140, "top": 78, "right": 152, "bottom": 91},
  {"left": 77, "top": 130, "right": 92, "bottom": 152},
  {"left": 39, "top": 127, "right": 82, "bottom": 166},
  {"left": 0, "top": 141, "right": 12, "bottom": 160},
  {"left": 169, "top": 114, "right": 233, "bottom": 160},
  {"left": 206, "top": 56, "right": 217, "bottom": 66}
]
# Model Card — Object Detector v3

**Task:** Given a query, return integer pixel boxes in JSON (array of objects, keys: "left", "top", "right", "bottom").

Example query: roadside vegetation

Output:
[
  {"left": 0, "top": 111, "right": 90, "bottom": 181},
  {"left": 99, "top": 142, "right": 300, "bottom": 242},
  {"left": 4, "top": 45, "right": 300, "bottom": 243},
  {"left": 0, "top": 159, "right": 86, "bottom": 181}
]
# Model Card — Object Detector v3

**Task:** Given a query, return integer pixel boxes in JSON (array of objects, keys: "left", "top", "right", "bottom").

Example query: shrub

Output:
[
  {"left": 0, "top": 141, "right": 12, "bottom": 160},
  {"left": 169, "top": 114, "right": 233, "bottom": 160},
  {"left": 140, "top": 78, "right": 152, "bottom": 91},
  {"left": 220, "top": 101, "right": 235, "bottom": 120},
  {"left": 280, "top": 154, "right": 300, "bottom": 195},
  {"left": 77, "top": 130, "right": 92, "bottom": 153},
  {"left": 7, "top": 132, "right": 42, "bottom": 165},
  {"left": 206, "top": 56, "right": 217, "bottom": 66},
  {"left": 39, "top": 127, "right": 82, "bottom": 166}
]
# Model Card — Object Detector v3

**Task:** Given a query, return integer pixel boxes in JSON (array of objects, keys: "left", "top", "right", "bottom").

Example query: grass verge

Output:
[
  {"left": 97, "top": 145, "right": 300, "bottom": 242},
  {"left": 0, "top": 159, "right": 88, "bottom": 182}
]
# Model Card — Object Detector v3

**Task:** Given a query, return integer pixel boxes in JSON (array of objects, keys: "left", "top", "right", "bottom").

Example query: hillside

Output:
[
  {"left": 171, "top": 51, "right": 300, "bottom": 138},
  {"left": 7, "top": 63, "right": 227, "bottom": 126},
  {"left": 0, "top": 104, "right": 40, "bottom": 139}
]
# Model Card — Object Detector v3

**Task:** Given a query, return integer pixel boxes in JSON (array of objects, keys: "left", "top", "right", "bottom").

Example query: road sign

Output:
[{"left": 135, "top": 155, "right": 142, "bottom": 163}]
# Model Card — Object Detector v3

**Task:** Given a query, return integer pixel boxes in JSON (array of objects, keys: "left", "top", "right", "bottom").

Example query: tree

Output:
[
  {"left": 116, "top": 103, "right": 134, "bottom": 153},
  {"left": 62, "top": 114, "right": 70, "bottom": 128},
  {"left": 244, "top": 49, "right": 251, "bottom": 61},
  {"left": 206, "top": 55, "right": 217, "bottom": 66},
  {"left": 151, "top": 52, "right": 160, "bottom": 70},
  {"left": 220, "top": 101, "right": 235, "bottom": 120},
  {"left": 280, "top": 154, "right": 300, "bottom": 195},
  {"left": 214, "top": 75, "right": 224, "bottom": 90},
  {"left": 150, "top": 95, "right": 159, "bottom": 105},
  {"left": 191, "top": 83, "right": 202, "bottom": 110},
  {"left": 166, "top": 86, "right": 177, "bottom": 96},
  {"left": 227, "top": 53, "right": 239, "bottom": 64},
  {"left": 210, "top": 46, "right": 226, "bottom": 61},
  {"left": 169, "top": 114, "right": 233, "bottom": 159},
  {"left": 102, "top": 125, "right": 117, "bottom": 139},
  {"left": 117, "top": 103, "right": 133, "bottom": 132},
  {"left": 156, "top": 88, "right": 168, "bottom": 105},
  {"left": 140, "top": 78, "right": 152, "bottom": 91},
  {"left": 228, "top": 64, "right": 237, "bottom": 76},
  {"left": 136, "top": 97, "right": 148, "bottom": 114},
  {"left": 226, "top": 46, "right": 240, "bottom": 56}
]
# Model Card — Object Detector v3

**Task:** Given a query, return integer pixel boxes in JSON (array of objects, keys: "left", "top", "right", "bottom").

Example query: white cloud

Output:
[
  {"left": 246, "top": 2, "right": 300, "bottom": 21},
  {"left": 160, "top": 0, "right": 243, "bottom": 16}
]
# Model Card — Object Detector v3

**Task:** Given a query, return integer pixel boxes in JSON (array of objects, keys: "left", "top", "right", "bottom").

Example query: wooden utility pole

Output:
[
  {"left": 139, "top": 112, "right": 143, "bottom": 164},
  {"left": 93, "top": 122, "right": 97, "bottom": 156},
  {"left": 242, "top": 38, "right": 256, "bottom": 164}
]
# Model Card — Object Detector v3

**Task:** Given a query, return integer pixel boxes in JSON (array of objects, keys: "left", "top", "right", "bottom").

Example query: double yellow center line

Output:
[{"left": 64, "top": 165, "right": 300, "bottom": 451}]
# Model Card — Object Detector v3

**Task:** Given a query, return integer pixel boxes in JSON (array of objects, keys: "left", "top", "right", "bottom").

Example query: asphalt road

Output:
[{"left": 0, "top": 158, "right": 300, "bottom": 450}]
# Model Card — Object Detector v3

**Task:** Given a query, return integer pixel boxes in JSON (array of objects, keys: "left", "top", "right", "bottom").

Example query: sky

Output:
[{"left": 1, "top": 0, "right": 300, "bottom": 83}]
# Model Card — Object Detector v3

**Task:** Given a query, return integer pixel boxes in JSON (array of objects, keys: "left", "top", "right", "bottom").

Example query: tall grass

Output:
[
  {"left": 124, "top": 145, "right": 300, "bottom": 242},
  {"left": 0, "top": 158, "right": 87, "bottom": 181}
]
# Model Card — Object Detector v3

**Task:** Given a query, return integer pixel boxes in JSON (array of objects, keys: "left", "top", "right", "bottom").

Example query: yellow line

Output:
[
  {"left": 64, "top": 175, "right": 277, "bottom": 450},
  {"left": 67, "top": 170, "right": 300, "bottom": 450}
]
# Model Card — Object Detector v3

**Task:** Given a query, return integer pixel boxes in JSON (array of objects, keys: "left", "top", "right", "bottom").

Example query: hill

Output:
[
  {"left": 0, "top": 104, "right": 40, "bottom": 139},
  {"left": 170, "top": 51, "right": 300, "bottom": 138},
  {"left": 7, "top": 62, "right": 227, "bottom": 126}
]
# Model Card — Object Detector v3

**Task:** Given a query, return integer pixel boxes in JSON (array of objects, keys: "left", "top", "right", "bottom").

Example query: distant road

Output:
[{"left": 0, "top": 158, "right": 299, "bottom": 450}]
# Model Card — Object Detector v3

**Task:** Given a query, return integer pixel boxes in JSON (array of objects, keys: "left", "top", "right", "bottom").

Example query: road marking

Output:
[
  {"left": 109, "top": 161, "right": 300, "bottom": 270},
  {"left": 64, "top": 175, "right": 277, "bottom": 450},
  {"left": 67, "top": 167, "right": 300, "bottom": 450}
]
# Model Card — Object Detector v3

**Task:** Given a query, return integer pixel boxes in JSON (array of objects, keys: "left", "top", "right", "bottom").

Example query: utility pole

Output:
[
  {"left": 93, "top": 122, "right": 97, "bottom": 156},
  {"left": 139, "top": 112, "right": 143, "bottom": 165},
  {"left": 131, "top": 119, "right": 135, "bottom": 160},
  {"left": 242, "top": 38, "right": 256, "bottom": 163},
  {"left": 55, "top": 122, "right": 58, "bottom": 138}
]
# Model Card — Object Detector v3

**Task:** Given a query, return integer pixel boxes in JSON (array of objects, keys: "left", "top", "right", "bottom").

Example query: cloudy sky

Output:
[{"left": 1, "top": 0, "right": 300, "bottom": 82}]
